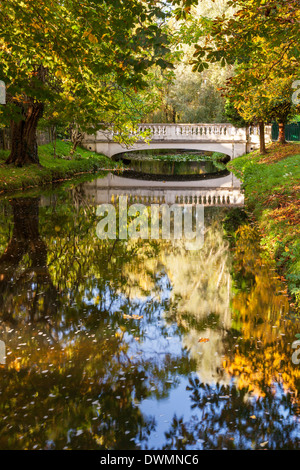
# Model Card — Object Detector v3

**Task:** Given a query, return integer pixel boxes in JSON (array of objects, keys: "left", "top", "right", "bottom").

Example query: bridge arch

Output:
[{"left": 110, "top": 143, "right": 233, "bottom": 159}]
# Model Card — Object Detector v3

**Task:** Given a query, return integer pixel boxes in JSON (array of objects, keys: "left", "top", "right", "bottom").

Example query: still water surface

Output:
[
  {"left": 0, "top": 164, "right": 299, "bottom": 450},
  {"left": 116, "top": 150, "right": 228, "bottom": 181}
]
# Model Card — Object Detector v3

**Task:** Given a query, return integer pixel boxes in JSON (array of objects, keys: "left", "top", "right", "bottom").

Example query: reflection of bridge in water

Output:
[{"left": 83, "top": 172, "right": 244, "bottom": 206}]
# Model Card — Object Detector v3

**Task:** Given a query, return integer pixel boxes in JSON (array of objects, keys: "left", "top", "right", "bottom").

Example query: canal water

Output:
[
  {"left": 116, "top": 150, "right": 229, "bottom": 180},
  {"left": 0, "top": 156, "right": 299, "bottom": 450}
]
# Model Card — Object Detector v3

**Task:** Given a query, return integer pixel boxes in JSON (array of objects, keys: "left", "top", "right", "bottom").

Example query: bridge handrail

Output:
[{"left": 91, "top": 123, "right": 271, "bottom": 143}]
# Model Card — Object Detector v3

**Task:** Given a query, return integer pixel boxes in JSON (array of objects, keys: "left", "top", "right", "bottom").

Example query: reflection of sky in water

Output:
[
  {"left": 0, "top": 189, "right": 299, "bottom": 450},
  {"left": 74, "top": 250, "right": 300, "bottom": 449},
  {"left": 138, "top": 378, "right": 300, "bottom": 450},
  {"left": 139, "top": 378, "right": 201, "bottom": 450}
]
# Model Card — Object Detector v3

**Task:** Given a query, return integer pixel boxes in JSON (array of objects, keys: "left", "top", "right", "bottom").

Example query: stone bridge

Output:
[{"left": 82, "top": 123, "right": 272, "bottom": 159}]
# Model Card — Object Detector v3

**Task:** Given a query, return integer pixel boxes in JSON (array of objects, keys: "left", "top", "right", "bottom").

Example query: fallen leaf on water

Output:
[
  {"left": 123, "top": 314, "right": 143, "bottom": 320},
  {"left": 260, "top": 441, "right": 268, "bottom": 448},
  {"left": 132, "top": 314, "right": 143, "bottom": 320}
]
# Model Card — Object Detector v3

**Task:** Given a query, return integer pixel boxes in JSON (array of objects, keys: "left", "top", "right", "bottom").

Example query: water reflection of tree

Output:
[
  {"left": 0, "top": 192, "right": 195, "bottom": 450},
  {"left": 140, "top": 221, "right": 300, "bottom": 450},
  {"left": 0, "top": 198, "right": 58, "bottom": 328},
  {"left": 222, "top": 225, "right": 300, "bottom": 407},
  {"left": 0, "top": 189, "right": 299, "bottom": 450},
  {"left": 155, "top": 224, "right": 300, "bottom": 450},
  {"left": 160, "top": 377, "right": 300, "bottom": 450}
]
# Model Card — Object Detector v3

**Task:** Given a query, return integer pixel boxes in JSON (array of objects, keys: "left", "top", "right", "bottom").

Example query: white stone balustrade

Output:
[
  {"left": 137, "top": 123, "right": 237, "bottom": 141},
  {"left": 83, "top": 123, "right": 272, "bottom": 159}
]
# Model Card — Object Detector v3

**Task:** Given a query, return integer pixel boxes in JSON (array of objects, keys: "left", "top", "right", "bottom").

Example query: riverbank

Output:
[
  {"left": 0, "top": 140, "right": 118, "bottom": 194},
  {"left": 228, "top": 142, "right": 300, "bottom": 311}
]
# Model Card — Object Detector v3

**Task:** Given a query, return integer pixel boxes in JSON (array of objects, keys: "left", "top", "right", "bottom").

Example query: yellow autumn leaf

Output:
[
  {"left": 88, "top": 33, "right": 98, "bottom": 44},
  {"left": 55, "top": 69, "right": 64, "bottom": 78},
  {"left": 198, "top": 337, "right": 209, "bottom": 343}
]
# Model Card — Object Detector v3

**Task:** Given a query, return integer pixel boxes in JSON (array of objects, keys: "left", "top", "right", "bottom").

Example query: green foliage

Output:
[
  {"left": 0, "top": 0, "right": 176, "bottom": 165},
  {"left": 148, "top": 66, "right": 230, "bottom": 123},
  {"left": 145, "top": 0, "right": 235, "bottom": 124},
  {"left": 188, "top": 0, "right": 300, "bottom": 142},
  {"left": 224, "top": 99, "right": 248, "bottom": 127},
  {"left": 190, "top": 0, "right": 300, "bottom": 73}
]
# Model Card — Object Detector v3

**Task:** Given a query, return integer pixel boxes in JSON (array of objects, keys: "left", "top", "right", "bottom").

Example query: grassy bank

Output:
[
  {"left": 228, "top": 142, "right": 300, "bottom": 311},
  {"left": 0, "top": 140, "right": 118, "bottom": 194}
]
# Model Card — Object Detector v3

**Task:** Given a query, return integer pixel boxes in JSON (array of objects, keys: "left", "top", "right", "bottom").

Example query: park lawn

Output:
[
  {"left": 228, "top": 142, "right": 300, "bottom": 311},
  {"left": 0, "top": 140, "right": 117, "bottom": 194}
]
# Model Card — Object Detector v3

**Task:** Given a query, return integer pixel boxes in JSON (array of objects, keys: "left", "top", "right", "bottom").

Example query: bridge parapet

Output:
[
  {"left": 92, "top": 123, "right": 271, "bottom": 142},
  {"left": 137, "top": 123, "right": 244, "bottom": 141}
]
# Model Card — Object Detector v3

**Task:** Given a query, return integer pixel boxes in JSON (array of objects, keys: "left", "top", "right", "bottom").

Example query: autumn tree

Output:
[
  {"left": 146, "top": 0, "right": 235, "bottom": 124},
  {"left": 189, "top": 0, "right": 300, "bottom": 150}
]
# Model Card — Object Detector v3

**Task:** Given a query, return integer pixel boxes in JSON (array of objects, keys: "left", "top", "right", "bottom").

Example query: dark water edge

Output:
[
  {"left": 119, "top": 168, "right": 230, "bottom": 182},
  {"left": 114, "top": 150, "right": 229, "bottom": 181}
]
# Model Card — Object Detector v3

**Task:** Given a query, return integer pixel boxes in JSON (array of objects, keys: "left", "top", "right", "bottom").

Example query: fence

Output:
[{"left": 272, "top": 122, "right": 300, "bottom": 142}]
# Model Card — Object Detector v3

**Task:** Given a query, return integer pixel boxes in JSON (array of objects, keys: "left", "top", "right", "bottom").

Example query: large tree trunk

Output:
[
  {"left": 278, "top": 122, "right": 287, "bottom": 144},
  {"left": 259, "top": 121, "right": 267, "bottom": 154},
  {"left": 6, "top": 100, "right": 44, "bottom": 166}
]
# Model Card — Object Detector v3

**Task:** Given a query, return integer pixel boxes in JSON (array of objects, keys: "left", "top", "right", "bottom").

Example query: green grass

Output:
[
  {"left": 0, "top": 140, "right": 117, "bottom": 194},
  {"left": 228, "top": 142, "right": 300, "bottom": 310}
]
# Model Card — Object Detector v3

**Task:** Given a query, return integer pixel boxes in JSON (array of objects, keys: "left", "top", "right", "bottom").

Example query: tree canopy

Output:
[
  {"left": 189, "top": 0, "right": 300, "bottom": 149},
  {"left": 0, "top": 0, "right": 299, "bottom": 164},
  {"left": 0, "top": 0, "right": 175, "bottom": 165}
]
